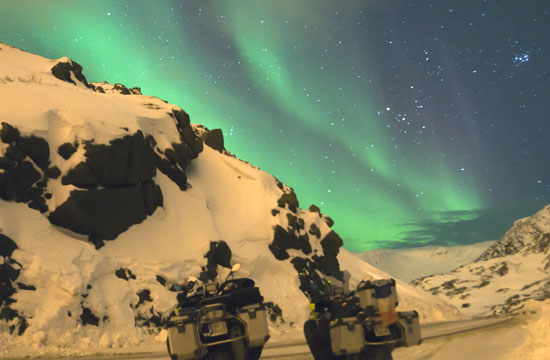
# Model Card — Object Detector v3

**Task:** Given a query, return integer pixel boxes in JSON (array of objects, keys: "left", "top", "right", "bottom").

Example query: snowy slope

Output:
[
  {"left": 0, "top": 43, "right": 464, "bottom": 357},
  {"left": 357, "top": 241, "right": 496, "bottom": 282},
  {"left": 411, "top": 206, "right": 550, "bottom": 316}
]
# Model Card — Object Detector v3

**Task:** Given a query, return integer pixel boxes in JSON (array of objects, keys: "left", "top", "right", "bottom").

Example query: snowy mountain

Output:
[
  {"left": 0, "top": 43, "right": 464, "bottom": 357},
  {"left": 357, "top": 241, "right": 496, "bottom": 282},
  {"left": 411, "top": 206, "right": 550, "bottom": 316}
]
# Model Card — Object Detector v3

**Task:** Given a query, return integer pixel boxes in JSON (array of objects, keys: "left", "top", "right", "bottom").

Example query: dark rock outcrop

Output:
[
  {"left": 269, "top": 225, "right": 312, "bottom": 260},
  {"left": 57, "top": 142, "right": 77, "bottom": 160},
  {"left": 1, "top": 122, "right": 20, "bottom": 144},
  {"left": 136, "top": 289, "right": 153, "bottom": 307},
  {"left": 48, "top": 182, "right": 162, "bottom": 240},
  {"left": 80, "top": 306, "right": 100, "bottom": 326},
  {"left": 263, "top": 302, "right": 284, "bottom": 323},
  {"left": 0, "top": 156, "right": 15, "bottom": 170},
  {"left": 199, "top": 241, "right": 232, "bottom": 282},
  {"left": 115, "top": 268, "right": 136, "bottom": 281},
  {"left": 0, "top": 233, "right": 27, "bottom": 335},
  {"left": 4, "top": 145, "right": 26, "bottom": 162},
  {"left": 50, "top": 59, "right": 92, "bottom": 88},
  {"left": 203, "top": 128, "right": 225, "bottom": 153},
  {"left": 16, "top": 136, "right": 50, "bottom": 169},
  {"left": 0, "top": 233, "right": 17, "bottom": 258},
  {"left": 62, "top": 131, "right": 156, "bottom": 188}
]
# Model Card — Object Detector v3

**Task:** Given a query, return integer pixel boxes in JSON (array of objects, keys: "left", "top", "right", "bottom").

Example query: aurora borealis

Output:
[{"left": 1, "top": 1, "right": 548, "bottom": 251}]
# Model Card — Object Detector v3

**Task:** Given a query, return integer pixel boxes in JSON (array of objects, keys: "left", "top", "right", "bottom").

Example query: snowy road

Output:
[{"left": 60, "top": 316, "right": 515, "bottom": 360}]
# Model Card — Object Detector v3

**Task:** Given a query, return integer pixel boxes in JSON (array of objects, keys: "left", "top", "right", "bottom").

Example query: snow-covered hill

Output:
[
  {"left": 411, "top": 206, "right": 550, "bottom": 316},
  {"left": 0, "top": 43, "right": 464, "bottom": 357},
  {"left": 357, "top": 241, "right": 496, "bottom": 282}
]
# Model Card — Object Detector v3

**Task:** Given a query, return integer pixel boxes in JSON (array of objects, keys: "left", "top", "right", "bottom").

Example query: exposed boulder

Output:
[
  {"left": 136, "top": 289, "right": 153, "bottom": 307},
  {"left": 113, "top": 83, "right": 131, "bottom": 95},
  {"left": 277, "top": 192, "right": 299, "bottom": 213},
  {"left": 199, "top": 241, "right": 232, "bottom": 282},
  {"left": 115, "top": 268, "right": 136, "bottom": 281},
  {"left": 80, "top": 307, "right": 99, "bottom": 326},
  {"left": 7, "top": 161, "right": 41, "bottom": 191},
  {"left": 44, "top": 166, "right": 61, "bottom": 179},
  {"left": 268, "top": 225, "right": 312, "bottom": 261},
  {"left": 1, "top": 122, "right": 20, "bottom": 144},
  {"left": 16, "top": 136, "right": 50, "bottom": 169},
  {"left": 50, "top": 58, "right": 92, "bottom": 88},
  {"left": 320, "top": 230, "right": 343, "bottom": 258},
  {"left": 323, "top": 215, "right": 334, "bottom": 228},
  {"left": 308, "top": 205, "right": 321, "bottom": 213},
  {"left": 203, "top": 128, "right": 225, "bottom": 153},
  {"left": 263, "top": 302, "right": 284, "bottom": 323},
  {"left": 309, "top": 223, "right": 321, "bottom": 239},
  {"left": 57, "top": 142, "right": 77, "bottom": 160},
  {"left": 0, "top": 233, "right": 17, "bottom": 259}
]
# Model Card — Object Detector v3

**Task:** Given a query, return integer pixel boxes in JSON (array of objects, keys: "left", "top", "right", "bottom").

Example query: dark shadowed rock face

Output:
[
  {"left": 1, "top": 128, "right": 50, "bottom": 213},
  {"left": 48, "top": 182, "right": 161, "bottom": 241},
  {"left": 0, "top": 233, "right": 28, "bottom": 336},
  {"left": 200, "top": 241, "right": 232, "bottom": 282},
  {"left": 16, "top": 136, "right": 50, "bottom": 170},
  {"left": 1, "top": 115, "right": 200, "bottom": 243},
  {"left": 62, "top": 131, "right": 156, "bottom": 188},
  {"left": 0, "top": 234, "right": 17, "bottom": 258},
  {"left": 268, "top": 189, "right": 344, "bottom": 301}
]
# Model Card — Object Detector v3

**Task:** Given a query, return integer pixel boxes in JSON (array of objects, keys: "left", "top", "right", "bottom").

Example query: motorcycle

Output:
[
  {"left": 166, "top": 264, "right": 270, "bottom": 360},
  {"left": 306, "top": 276, "right": 421, "bottom": 359}
]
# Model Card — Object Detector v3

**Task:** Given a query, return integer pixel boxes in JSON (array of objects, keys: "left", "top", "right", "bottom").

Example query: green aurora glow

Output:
[{"left": 1, "top": 1, "right": 546, "bottom": 251}]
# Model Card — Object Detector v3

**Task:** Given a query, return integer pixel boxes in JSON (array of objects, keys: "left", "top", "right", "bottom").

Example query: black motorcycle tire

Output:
[
  {"left": 245, "top": 346, "right": 263, "bottom": 360},
  {"left": 229, "top": 324, "right": 247, "bottom": 360},
  {"left": 166, "top": 337, "right": 178, "bottom": 360},
  {"left": 207, "top": 346, "right": 233, "bottom": 360}
]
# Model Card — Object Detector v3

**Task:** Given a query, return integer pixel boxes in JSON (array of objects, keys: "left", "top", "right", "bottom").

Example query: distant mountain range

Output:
[
  {"left": 357, "top": 240, "right": 496, "bottom": 282},
  {"left": 409, "top": 206, "right": 550, "bottom": 315}
]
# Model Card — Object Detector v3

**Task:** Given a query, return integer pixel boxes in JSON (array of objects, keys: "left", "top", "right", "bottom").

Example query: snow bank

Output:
[{"left": 504, "top": 299, "right": 550, "bottom": 360}]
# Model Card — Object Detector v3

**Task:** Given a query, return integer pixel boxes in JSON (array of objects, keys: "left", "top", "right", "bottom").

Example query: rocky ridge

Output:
[{"left": 411, "top": 206, "right": 550, "bottom": 315}]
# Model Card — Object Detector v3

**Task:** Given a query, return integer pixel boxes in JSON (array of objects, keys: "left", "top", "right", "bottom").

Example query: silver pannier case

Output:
[
  {"left": 167, "top": 311, "right": 201, "bottom": 360},
  {"left": 237, "top": 303, "right": 270, "bottom": 348},
  {"left": 397, "top": 310, "right": 421, "bottom": 346},
  {"left": 329, "top": 317, "right": 365, "bottom": 355}
]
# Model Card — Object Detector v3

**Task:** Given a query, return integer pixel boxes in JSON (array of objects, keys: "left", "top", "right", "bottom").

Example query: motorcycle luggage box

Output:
[
  {"left": 329, "top": 317, "right": 365, "bottom": 355},
  {"left": 237, "top": 303, "right": 270, "bottom": 348},
  {"left": 357, "top": 279, "right": 398, "bottom": 310},
  {"left": 397, "top": 310, "right": 421, "bottom": 346},
  {"left": 167, "top": 315, "right": 201, "bottom": 360}
]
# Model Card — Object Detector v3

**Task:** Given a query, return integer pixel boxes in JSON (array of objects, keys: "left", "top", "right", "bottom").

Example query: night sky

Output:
[{"left": 1, "top": 1, "right": 548, "bottom": 251}]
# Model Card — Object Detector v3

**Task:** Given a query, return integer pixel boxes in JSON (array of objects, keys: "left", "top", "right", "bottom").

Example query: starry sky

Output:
[{"left": 1, "top": 1, "right": 548, "bottom": 252}]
